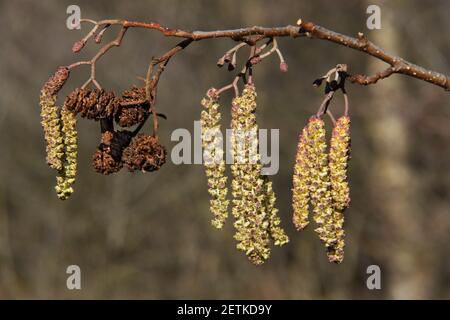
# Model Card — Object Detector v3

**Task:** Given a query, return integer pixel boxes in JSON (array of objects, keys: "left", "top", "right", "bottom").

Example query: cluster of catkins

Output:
[
  {"left": 200, "top": 85, "right": 289, "bottom": 265},
  {"left": 292, "top": 114, "right": 351, "bottom": 263},
  {"left": 40, "top": 68, "right": 166, "bottom": 200}
]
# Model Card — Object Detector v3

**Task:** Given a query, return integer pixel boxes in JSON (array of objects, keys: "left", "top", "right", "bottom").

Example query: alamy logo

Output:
[
  {"left": 66, "top": 5, "right": 81, "bottom": 30},
  {"left": 366, "top": 265, "right": 381, "bottom": 290},
  {"left": 171, "top": 121, "right": 280, "bottom": 175},
  {"left": 66, "top": 265, "right": 81, "bottom": 290},
  {"left": 366, "top": 5, "right": 382, "bottom": 30}
]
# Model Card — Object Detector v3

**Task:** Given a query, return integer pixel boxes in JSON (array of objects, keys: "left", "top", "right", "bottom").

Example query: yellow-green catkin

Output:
[
  {"left": 230, "top": 85, "right": 288, "bottom": 265},
  {"left": 200, "top": 91, "right": 229, "bottom": 229},
  {"left": 327, "top": 116, "right": 351, "bottom": 263},
  {"left": 55, "top": 106, "right": 78, "bottom": 200},
  {"left": 292, "top": 126, "right": 311, "bottom": 230},
  {"left": 263, "top": 176, "right": 289, "bottom": 246},
  {"left": 307, "top": 116, "right": 337, "bottom": 251},
  {"left": 40, "top": 90, "right": 64, "bottom": 171}
]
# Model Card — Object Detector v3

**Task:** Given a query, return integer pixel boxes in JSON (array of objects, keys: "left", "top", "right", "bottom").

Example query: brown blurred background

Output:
[{"left": 0, "top": 0, "right": 448, "bottom": 299}]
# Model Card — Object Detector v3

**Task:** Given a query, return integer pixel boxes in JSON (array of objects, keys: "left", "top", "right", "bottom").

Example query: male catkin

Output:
[
  {"left": 200, "top": 91, "right": 229, "bottom": 229},
  {"left": 263, "top": 176, "right": 289, "bottom": 246},
  {"left": 230, "top": 85, "right": 288, "bottom": 265},
  {"left": 55, "top": 106, "right": 78, "bottom": 200},
  {"left": 307, "top": 117, "right": 337, "bottom": 250},
  {"left": 292, "top": 125, "right": 312, "bottom": 230},
  {"left": 40, "top": 67, "right": 70, "bottom": 171},
  {"left": 327, "top": 115, "right": 351, "bottom": 263},
  {"left": 40, "top": 92, "right": 64, "bottom": 171}
]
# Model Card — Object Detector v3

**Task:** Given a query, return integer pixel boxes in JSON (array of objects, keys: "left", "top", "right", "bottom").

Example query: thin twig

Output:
[{"left": 70, "top": 19, "right": 448, "bottom": 90}]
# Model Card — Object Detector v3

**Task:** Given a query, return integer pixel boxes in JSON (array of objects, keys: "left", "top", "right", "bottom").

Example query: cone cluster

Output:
[
  {"left": 64, "top": 86, "right": 149, "bottom": 127},
  {"left": 40, "top": 76, "right": 167, "bottom": 199},
  {"left": 292, "top": 115, "right": 351, "bottom": 263}
]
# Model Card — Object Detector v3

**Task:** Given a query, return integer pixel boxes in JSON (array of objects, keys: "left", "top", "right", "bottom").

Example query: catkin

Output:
[
  {"left": 264, "top": 176, "right": 289, "bottom": 246},
  {"left": 200, "top": 92, "right": 229, "bottom": 229},
  {"left": 307, "top": 116, "right": 337, "bottom": 249},
  {"left": 327, "top": 115, "right": 351, "bottom": 263},
  {"left": 231, "top": 85, "right": 288, "bottom": 265},
  {"left": 40, "top": 91, "right": 64, "bottom": 171},
  {"left": 292, "top": 125, "right": 311, "bottom": 230},
  {"left": 40, "top": 67, "right": 69, "bottom": 171},
  {"left": 55, "top": 106, "right": 78, "bottom": 200}
]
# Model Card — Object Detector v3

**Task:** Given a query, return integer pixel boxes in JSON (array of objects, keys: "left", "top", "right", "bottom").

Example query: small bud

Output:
[
  {"left": 94, "top": 33, "right": 102, "bottom": 43},
  {"left": 249, "top": 55, "right": 262, "bottom": 66},
  {"left": 313, "top": 78, "right": 324, "bottom": 87},
  {"left": 217, "top": 57, "right": 226, "bottom": 68},
  {"left": 280, "top": 61, "right": 288, "bottom": 72},
  {"left": 72, "top": 40, "right": 85, "bottom": 53}
]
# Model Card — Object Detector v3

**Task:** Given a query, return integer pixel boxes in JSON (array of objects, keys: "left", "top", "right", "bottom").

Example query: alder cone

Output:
[
  {"left": 122, "top": 134, "right": 166, "bottom": 172},
  {"left": 65, "top": 88, "right": 119, "bottom": 120},
  {"left": 115, "top": 86, "right": 150, "bottom": 127},
  {"left": 115, "top": 106, "right": 148, "bottom": 127},
  {"left": 92, "top": 130, "right": 133, "bottom": 175}
]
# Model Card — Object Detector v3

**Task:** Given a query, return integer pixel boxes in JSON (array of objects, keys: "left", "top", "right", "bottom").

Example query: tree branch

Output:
[{"left": 66, "top": 18, "right": 449, "bottom": 92}]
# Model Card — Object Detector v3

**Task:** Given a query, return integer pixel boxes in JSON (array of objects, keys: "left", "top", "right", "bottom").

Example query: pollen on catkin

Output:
[
  {"left": 263, "top": 176, "right": 289, "bottom": 246},
  {"left": 307, "top": 116, "right": 337, "bottom": 249},
  {"left": 40, "top": 67, "right": 70, "bottom": 171},
  {"left": 327, "top": 115, "right": 351, "bottom": 263},
  {"left": 55, "top": 106, "right": 78, "bottom": 200},
  {"left": 40, "top": 92, "right": 64, "bottom": 171},
  {"left": 292, "top": 125, "right": 312, "bottom": 230},
  {"left": 200, "top": 89, "right": 229, "bottom": 229},
  {"left": 230, "top": 85, "right": 287, "bottom": 265}
]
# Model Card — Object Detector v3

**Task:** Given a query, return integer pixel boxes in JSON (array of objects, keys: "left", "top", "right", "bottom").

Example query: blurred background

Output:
[{"left": 0, "top": 0, "right": 448, "bottom": 299}]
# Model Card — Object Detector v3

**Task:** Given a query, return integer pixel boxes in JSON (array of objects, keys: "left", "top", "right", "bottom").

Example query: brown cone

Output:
[
  {"left": 92, "top": 130, "right": 133, "bottom": 175},
  {"left": 122, "top": 134, "right": 166, "bottom": 172},
  {"left": 115, "top": 106, "right": 148, "bottom": 127},
  {"left": 65, "top": 88, "right": 119, "bottom": 120},
  {"left": 115, "top": 86, "right": 150, "bottom": 127}
]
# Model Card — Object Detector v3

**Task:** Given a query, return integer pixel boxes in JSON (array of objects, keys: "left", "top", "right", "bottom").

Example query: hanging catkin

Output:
[
  {"left": 200, "top": 90, "right": 229, "bottom": 229},
  {"left": 230, "top": 85, "right": 288, "bottom": 265},
  {"left": 40, "top": 67, "right": 70, "bottom": 171},
  {"left": 263, "top": 176, "right": 289, "bottom": 246},
  {"left": 307, "top": 116, "right": 337, "bottom": 250},
  {"left": 327, "top": 115, "right": 351, "bottom": 263},
  {"left": 292, "top": 125, "right": 312, "bottom": 230},
  {"left": 231, "top": 85, "right": 270, "bottom": 264},
  {"left": 55, "top": 106, "right": 78, "bottom": 200}
]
